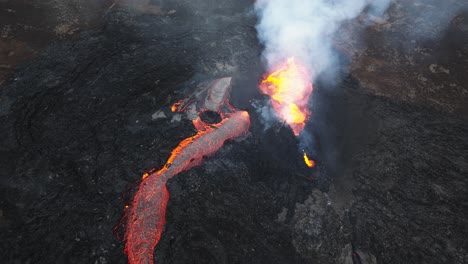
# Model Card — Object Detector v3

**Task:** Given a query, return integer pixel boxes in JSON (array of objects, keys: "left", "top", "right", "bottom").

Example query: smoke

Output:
[
  {"left": 253, "top": 0, "right": 395, "bottom": 164},
  {"left": 254, "top": 0, "right": 392, "bottom": 80},
  {"left": 255, "top": 0, "right": 468, "bottom": 79},
  {"left": 253, "top": 0, "right": 467, "bottom": 168},
  {"left": 252, "top": 100, "right": 276, "bottom": 132}
]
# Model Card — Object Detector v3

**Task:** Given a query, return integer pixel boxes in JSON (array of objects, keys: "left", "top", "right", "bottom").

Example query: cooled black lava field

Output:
[{"left": 1, "top": 1, "right": 467, "bottom": 263}]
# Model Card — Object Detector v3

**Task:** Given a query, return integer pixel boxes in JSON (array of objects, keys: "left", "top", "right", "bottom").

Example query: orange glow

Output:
[
  {"left": 121, "top": 78, "right": 250, "bottom": 264},
  {"left": 303, "top": 152, "right": 315, "bottom": 168},
  {"left": 259, "top": 57, "right": 313, "bottom": 135},
  {"left": 171, "top": 101, "right": 181, "bottom": 112},
  {"left": 123, "top": 112, "right": 250, "bottom": 264}
]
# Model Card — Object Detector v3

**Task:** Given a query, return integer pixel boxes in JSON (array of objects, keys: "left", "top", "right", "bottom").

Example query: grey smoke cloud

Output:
[{"left": 254, "top": 0, "right": 392, "bottom": 79}]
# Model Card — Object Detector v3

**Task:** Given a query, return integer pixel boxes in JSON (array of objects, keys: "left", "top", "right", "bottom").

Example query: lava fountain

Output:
[
  {"left": 121, "top": 77, "right": 250, "bottom": 264},
  {"left": 259, "top": 57, "right": 313, "bottom": 136},
  {"left": 259, "top": 58, "right": 315, "bottom": 167}
]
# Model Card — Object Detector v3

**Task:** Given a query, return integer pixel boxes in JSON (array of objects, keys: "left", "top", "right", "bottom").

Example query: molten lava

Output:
[
  {"left": 259, "top": 57, "right": 313, "bottom": 136},
  {"left": 303, "top": 151, "right": 315, "bottom": 168},
  {"left": 121, "top": 78, "right": 250, "bottom": 264}
]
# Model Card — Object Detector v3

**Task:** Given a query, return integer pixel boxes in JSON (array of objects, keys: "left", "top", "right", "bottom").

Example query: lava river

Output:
[{"left": 121, "top": 77, "right": 250, "bottom": 264}]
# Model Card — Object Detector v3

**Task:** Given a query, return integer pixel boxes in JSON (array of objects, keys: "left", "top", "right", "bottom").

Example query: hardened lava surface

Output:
[{"left": 1, "top": 0, "right": 468, "bottom": 263}]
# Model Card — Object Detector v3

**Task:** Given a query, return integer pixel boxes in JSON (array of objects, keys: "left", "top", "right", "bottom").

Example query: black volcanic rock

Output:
[{"left": 0, "top": 1, "right": 467, "bottom": 264}]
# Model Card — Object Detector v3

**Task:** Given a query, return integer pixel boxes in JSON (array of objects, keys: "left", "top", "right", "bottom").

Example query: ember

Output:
[{"left": 122, "top": 78, "right": 250, "bottom": 264}]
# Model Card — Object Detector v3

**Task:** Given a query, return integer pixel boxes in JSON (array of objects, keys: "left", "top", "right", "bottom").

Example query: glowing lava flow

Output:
[
  {"left": 259, "top": 57, "right": 313, "bottom": 136},
  {"left": 122, "top": 78, "right": 250, "bottom": 264}
]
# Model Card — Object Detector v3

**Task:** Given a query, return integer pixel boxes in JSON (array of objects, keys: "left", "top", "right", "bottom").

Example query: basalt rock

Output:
[{"left": 0, "top": 1, "right": 467, "bottom": 264}]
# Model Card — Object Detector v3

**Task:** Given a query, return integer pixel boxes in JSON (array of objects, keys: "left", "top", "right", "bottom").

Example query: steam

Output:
[
  {"left": 253, "top": 0, "right": 394, "bottom": 164},
  {"left": 254, "top": 0, "right": 392, "bottom": 79},
  {"left": 253, "top": 0, "right": 467, "bottom": 166},
  {"left": 254, "top": 0, "right": 468, "bottom": 78}
]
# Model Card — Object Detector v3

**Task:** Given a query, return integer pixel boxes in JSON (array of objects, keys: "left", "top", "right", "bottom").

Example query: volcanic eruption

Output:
[
  {"left": 254, "top": 0, "right": 394, "bottom": 168},
  {"left": 121, "top": 78, "right": 250, "bottom": 264},
  {"left": 258, "top": 57, "right": 316, "bottom": 167},
  {"left": 259, "top": 57, "right": 313, "bottom": 136}
]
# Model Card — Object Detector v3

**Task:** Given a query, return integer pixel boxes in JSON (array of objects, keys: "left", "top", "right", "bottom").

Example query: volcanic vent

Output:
[
  {"left": 258, "top": 57, "right": 316, "bottom": 168},
  {"left": 1, "top": 1, "right": 468, "bottom": 264}
]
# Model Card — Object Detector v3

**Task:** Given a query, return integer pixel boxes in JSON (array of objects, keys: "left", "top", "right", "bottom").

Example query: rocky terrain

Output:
[{"left": 0, "top": 0, "right": 467, "bottom": 263}]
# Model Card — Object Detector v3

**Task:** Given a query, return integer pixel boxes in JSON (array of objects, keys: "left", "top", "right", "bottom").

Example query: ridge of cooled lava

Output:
[{"left": 121, "top": 77, "right": 250, "bottom": 264}]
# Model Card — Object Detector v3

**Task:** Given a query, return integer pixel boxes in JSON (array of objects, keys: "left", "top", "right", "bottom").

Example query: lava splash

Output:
[
  {"left": 303, "top": 151, "right": 315, "bottom": 168},
  {"left": 259, "top": 57, "right": 313, "bottom": 136},
  {"left": 122, "top": 77, "right": 250, "bottom": 264}
]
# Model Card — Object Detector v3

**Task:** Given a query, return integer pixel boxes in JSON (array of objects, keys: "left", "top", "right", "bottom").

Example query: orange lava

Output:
[
  {"left": 121, "top": 78, "right": 250, "bottom": 264},
  {"left": 123, "top": 111, "right": 250, "bottom": 264},
  {"left": 303, "top": 151, "right": 315, "bottom": 168},
  {"left": 259, "top": 57, "right": 313, "bottom": 136}
]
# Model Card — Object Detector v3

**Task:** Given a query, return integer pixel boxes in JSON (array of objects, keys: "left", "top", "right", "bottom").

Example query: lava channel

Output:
[{"left": 121, "top": 77, "right": 250, "bottom": 264}]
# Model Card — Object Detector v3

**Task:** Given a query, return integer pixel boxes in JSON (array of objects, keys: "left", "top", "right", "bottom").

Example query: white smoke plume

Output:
[
  {"left": 254, "top": 0, "right": 467, "bottom": 166},
  {"left": 254, "top": 0, "right": 392, "bottom": 79}
]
